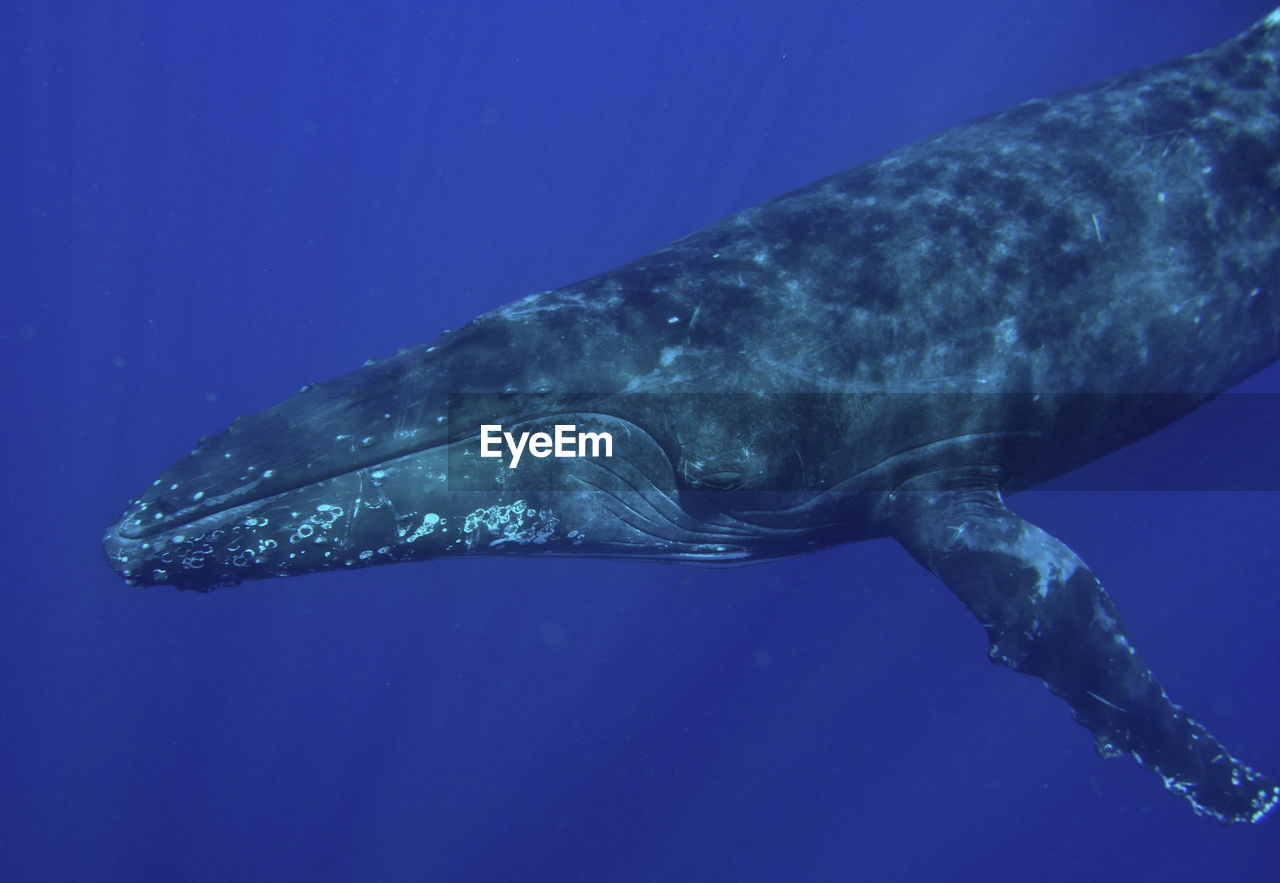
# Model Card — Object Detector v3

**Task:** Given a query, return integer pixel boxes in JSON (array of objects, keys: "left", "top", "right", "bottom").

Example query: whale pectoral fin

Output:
[{"left": 887, "top": 485, "right": 1279, "bottom": 824}]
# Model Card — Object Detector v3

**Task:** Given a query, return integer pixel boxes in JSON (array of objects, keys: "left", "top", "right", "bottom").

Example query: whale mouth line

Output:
[
  {"left": 109, "top": 495, "right": 268, "bottom": 550},
  {"left": 102, "top": 492, "right": 271, "bottom": 589},
  {"left": 111, "top": 435, "right": 456, "bottom": 542},
  {"left": 114, "top": 467, "right": 372, "bottom": 542},
  {"left": 110, "top": 409, "right": 634, "bottom": 542}
]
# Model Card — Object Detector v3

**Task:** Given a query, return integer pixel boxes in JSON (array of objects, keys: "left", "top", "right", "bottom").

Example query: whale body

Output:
[{"left": 104, "top": 10, "right": 1280, "bottom": 823}]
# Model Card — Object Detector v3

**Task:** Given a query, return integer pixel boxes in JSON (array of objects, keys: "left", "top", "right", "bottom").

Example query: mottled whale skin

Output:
[{"left": 105, "top": 11, "right": 1280, "bottom": 822}]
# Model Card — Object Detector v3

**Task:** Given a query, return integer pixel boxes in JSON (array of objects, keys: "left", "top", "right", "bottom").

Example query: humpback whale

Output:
[{"left": 104, "top": 10, "right": 1280, "bottom": 823}]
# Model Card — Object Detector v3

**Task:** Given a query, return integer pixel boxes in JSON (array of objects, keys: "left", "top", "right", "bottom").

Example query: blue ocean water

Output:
[{"left": 5, "top": 0, "right": 1280, "bottom": 879}]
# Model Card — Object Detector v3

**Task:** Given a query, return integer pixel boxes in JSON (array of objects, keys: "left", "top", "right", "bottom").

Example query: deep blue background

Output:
[{"left": 5, "top": 1, "right": 1280, "bottom": 880}]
